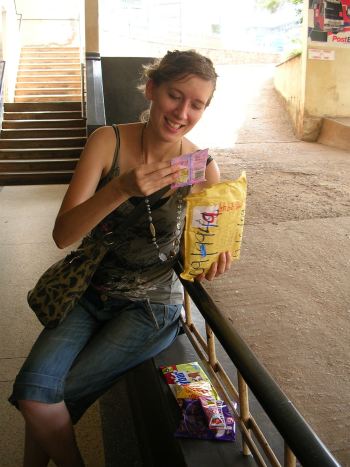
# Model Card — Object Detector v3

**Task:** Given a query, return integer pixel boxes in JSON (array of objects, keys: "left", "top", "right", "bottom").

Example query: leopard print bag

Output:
[
  {"left": 27, "top": 185, "right": 170, "bottom": 329},
  {"left": 27, "top": 236, "right": 108, "bottom": 328}
]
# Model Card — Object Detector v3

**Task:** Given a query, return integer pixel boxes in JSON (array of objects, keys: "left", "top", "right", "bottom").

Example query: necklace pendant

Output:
[
  {"left": 149, "top": 222, "right": 156, "bottom": 237},
  {"left": 158, "top": 252, "right": 168, "bottom": 262}
]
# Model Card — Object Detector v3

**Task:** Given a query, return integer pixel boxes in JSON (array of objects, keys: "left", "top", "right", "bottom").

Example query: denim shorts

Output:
[{"left": 9, "top": 288, "right": 182, "bottom": 423}]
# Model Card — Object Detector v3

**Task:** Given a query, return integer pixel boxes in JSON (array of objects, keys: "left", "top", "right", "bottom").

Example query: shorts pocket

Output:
[{"left": 143, "top": 301, "right": 182, "bottom": 330}]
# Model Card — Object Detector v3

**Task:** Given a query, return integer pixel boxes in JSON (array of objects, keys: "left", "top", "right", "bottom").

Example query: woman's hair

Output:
[{"left": 139, "top": 49, "right": 218, "bottom": 111}]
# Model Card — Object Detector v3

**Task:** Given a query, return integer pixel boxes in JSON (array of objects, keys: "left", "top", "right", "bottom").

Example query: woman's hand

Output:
[
  {"left": 195, "top": 252, "right": 232, "bottom": 282},
  {"left": 116, "top": 161, "right": 181, "bottom": 197}
]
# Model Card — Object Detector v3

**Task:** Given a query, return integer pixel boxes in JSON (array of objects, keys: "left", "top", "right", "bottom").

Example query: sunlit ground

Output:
[{"left": 187, "top": 63, "right": 275, "bottom": 149}]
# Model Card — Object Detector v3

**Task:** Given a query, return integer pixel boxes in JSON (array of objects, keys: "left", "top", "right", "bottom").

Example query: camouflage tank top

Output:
[{"left": 90, "top": 126, "right": 190, "bottom": 304}]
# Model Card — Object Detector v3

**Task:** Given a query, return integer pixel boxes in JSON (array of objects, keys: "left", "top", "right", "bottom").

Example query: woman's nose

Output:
[{"left": 174, "top": 100, "right": 189, "bottom": 120}]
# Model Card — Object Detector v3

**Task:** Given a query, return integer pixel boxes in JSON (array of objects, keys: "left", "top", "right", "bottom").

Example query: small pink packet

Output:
[{"left": 171, "top": 148, "right": 209, "bottom": 188}]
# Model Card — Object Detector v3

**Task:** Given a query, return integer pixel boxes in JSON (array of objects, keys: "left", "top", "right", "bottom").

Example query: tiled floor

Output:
[{"left": 0, "top": 185, "right": 105, "bottom": 467}]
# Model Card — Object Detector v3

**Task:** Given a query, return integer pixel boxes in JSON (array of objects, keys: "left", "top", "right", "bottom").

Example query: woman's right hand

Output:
[{"left": 116, "top": 160, "right": 181, "bottom": 198}]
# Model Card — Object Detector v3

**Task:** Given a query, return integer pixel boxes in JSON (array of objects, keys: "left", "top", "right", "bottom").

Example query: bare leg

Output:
[
  {"left": 23, "top": 424, "right": 50, "bottom": 467},
  {"left": 19, "top": 400, "right": 85, "bottom": 467}
]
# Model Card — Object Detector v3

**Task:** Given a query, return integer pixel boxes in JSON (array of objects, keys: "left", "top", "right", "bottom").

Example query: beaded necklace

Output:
[{"left": 141, "top": 124, "right": 184, "bottom": 262}]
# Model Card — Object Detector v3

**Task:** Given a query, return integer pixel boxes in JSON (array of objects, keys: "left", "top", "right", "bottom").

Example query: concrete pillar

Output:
[{"left": 85, "top": 0, "right": 99, "bottom": 53}]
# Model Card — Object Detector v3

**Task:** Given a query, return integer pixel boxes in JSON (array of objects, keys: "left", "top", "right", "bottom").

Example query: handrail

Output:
[
  {"left": 12, "top": 0, "right": 22, "bottom": 29},
  {"left": 173, "top": 260, "right": 341, "bottom": 467},
  {"left": 0, "top": 61, "right": 5, "bottom": 96}
]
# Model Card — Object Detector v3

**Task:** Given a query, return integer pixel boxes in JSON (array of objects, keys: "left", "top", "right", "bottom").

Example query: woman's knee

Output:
[{"left": 18, "top": 399, "right": 66, "bottom": 421}]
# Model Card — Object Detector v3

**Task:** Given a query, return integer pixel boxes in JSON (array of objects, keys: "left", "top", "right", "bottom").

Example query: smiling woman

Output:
[{"left": 8, "top": 49, "right": 230, "bottom": 467}]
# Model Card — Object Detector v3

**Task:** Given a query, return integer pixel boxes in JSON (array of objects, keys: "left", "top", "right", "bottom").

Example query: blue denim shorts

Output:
[{"left": 9, "top": 288, "right": 182, "bottom": 423}]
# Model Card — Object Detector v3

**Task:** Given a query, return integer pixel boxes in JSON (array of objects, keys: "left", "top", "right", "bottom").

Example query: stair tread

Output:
[
  {"left": 2, "top": 127, "right": 85, "bottom": 131},
  {"left": 2, "top": 119, "right": 85, "bottom": 122},
  {"left": 0, "top": 158, "right": 79, "bottom": 162},
  {"left": 1, "top": 170, "right": 74, "bottom": 174},
  {"left": 0, "top": 147, "right": 83, "bottom": 151}
]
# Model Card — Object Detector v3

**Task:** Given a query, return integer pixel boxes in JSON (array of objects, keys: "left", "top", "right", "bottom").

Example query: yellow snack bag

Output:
[
  {"left": 181, "top": 172, "right": 247, "bottom": 281},
  {"left": 174, "top": 380, "right": 216, "bottom": 400}
]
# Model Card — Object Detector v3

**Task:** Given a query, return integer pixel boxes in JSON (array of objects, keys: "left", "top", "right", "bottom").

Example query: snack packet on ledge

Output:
[
  {"left": 181, "top": 172, "right": 247, "bottom": 281},
  {"left": 175, "top": 398, "right": 236, "bottom": 442},
  {"left": 160, "top": 361, "right": 218, "bottom": 400},
  {"left": 199, "top": 396, "right": 226, "bottom": 429}
]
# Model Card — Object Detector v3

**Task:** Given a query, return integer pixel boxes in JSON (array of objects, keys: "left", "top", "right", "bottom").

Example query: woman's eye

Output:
[
  {"left": 169, "top": 93, "right": 181, "bottom": 100},
  {"left": 192, "top": 103, "right": 204, "bottom": 111}
]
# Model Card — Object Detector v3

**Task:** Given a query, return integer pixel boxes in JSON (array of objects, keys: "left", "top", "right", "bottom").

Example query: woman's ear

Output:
[{"left": 145, "top": 79, "right": 154, "bottom": 100}]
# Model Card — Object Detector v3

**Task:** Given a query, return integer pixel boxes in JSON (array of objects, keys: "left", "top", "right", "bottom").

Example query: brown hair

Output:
[{"left": 139, "top": 49, "right": 218, "bottom": 107}]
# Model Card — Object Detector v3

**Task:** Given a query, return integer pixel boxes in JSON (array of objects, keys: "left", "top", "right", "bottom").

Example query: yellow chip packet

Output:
[
  {"left": 181, "top": 172, "right": 247, "bottom": 281},
  {"left": 174, "top": 380, "right": 216, "bottom": 400}
]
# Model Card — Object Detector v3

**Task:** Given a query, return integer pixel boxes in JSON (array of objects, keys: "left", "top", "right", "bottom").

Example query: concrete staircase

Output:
[{"left": 0, "top": 46, "right": 86, "bottom": 185}]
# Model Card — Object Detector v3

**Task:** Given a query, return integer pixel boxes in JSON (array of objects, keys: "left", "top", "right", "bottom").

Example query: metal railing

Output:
[{"left": 174, "top": 260, "right": 341, "bottom": 467}]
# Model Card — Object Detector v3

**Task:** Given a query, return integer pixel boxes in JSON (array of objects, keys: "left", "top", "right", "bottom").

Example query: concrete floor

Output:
[{"left": 0, "top": 184, "right": 105, "bottom": 467}]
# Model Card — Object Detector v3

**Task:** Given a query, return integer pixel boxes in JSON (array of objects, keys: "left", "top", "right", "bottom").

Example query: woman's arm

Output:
[{"left": 53, "top": 126, "right": 180, "bottom": 249}]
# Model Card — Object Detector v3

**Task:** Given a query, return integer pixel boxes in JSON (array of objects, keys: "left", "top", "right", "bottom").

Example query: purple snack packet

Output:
[{"left": 175, "top": 399, "right": 236, "bottom": 442}]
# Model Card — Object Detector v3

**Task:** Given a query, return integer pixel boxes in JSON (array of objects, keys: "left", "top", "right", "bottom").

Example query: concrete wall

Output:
[
  {"left": 305, "top": 46, "right": 350, "bottom": 118},
  {"left": 274, "top": 2, "right": 350, "bottom": 141},
  {"left": 15, "top": 0, "right": 81, "bottom": 47},
  {"left": 0, "top": 0, "right": 22, "bottom": 102},
  {"left": 274, "top": 53, "right": 303, "bottom": 136}
]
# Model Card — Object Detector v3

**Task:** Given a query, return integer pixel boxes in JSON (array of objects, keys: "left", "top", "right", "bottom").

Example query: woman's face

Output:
[{"left": 146, "top": 74, "right": 214, "bottom": 142}]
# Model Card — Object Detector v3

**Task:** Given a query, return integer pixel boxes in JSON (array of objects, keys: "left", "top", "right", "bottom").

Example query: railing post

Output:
[
  {"left": 205, "top": 322, "right": 217, "bottom": 370},
  {"left": 284, "top": 443, "right": 297, "bottom": 467},
  {"left": 184, "top": 291, "right": 193, "bottom": 327},
  {"left": 238, "top": 371, "right": 251, "bottom": 456}
]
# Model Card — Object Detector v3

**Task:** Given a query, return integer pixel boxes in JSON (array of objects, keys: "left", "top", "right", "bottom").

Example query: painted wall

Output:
[
  {"left": 274, "top": 53, "right": 303, "bottom": 135},
  {"left": 305, "top": 46, "right": 350, "bottom": 117},
  {"left": 15, "top": 0, "right": 82, "bottom": 47},
  {"left": 0, "top": 0, "right": 22, "bottom": 102},
  {"left": 274, "top": 1, "right": 350, "bottom": 141}
]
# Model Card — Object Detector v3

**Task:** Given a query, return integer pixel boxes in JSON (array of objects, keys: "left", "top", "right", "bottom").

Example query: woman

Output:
[{"left": 9, "top": 50, "right": 231, "bottom": 466}]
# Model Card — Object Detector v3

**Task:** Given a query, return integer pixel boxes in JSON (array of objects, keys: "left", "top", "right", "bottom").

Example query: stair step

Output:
[
  {"left": 15, "top": 88, "right": 81, "bottom": 96},
  {"left": 17, "top": 75, "right": 81, "bottom": 83},
  {"left": 0, "top": 171, "right": 73, "bottom": 185},
  {"left": 0, "top": 137, "right": 86, "bottom": 149},
  {"left": 21, "top": 47, "right": 79, "bottom": 53},
  {"left": 2, "top": 119, "right": 86, "bottom": 129},
  {"left": 15, "top": 95, "right": 82, "bottom": 103},
  {"left": 17, "top": 82, "right": 81, "bottom": 88},
  {"left": 318, "top": 117, "right": 350, "bottom": 152},
  {"left": 17, "top": 70, "right": 80, "bottom": 76},
  {"left": 0, "top": 159, "right": 78, "bottom": 171},
  {"left": 20, "top": 58, "right": 80, "bottom": 64},
  {"left": 1, "top": 128, "right": 86, "bottom": 138},
  {"left": 4, "top": 111, "right": 83, "bottom": 120},
  {"left": 21, "top": 53, "right": 80, "bottom": 59},
  {"left": 5, "top": 102, "right": 82, "bottom": 112},
  {"left": 0, "top": 147, "right": 83, "bottom": 159},
  {"left": 19, "top": 64, "right": 80, "bottom": 70}
]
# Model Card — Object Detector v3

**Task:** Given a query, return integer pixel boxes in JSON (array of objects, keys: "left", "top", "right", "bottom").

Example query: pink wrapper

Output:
[{"left": 171, "top": 148, "right": 209, "bottom": 188}]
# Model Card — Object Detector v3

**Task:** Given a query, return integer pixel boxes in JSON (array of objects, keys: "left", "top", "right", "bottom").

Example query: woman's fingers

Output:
[
  {"left": 117, "top": 163, "right": 180, "bottom": 197},
  {"left": 195, "top": 251, "right": 232, "bottom": 282}
]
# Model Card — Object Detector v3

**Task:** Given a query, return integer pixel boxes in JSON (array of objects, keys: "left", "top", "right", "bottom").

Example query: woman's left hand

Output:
[{"left": 196, "top": 252, "right": 232, "bottom": 282}]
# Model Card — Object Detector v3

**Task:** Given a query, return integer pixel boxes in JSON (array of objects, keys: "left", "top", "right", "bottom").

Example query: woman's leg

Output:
[
  {"left": 21, "top": 401, "right": 84, "bottom": 467},
  {"left": 64, "top": 299, "right": 182, "bottom": 422},
  {"left": 9, "top": 300, "right": 100, "bottom": 466},
  {"left": 23, "top": 421, "right": 50, "bottom": 467}
]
